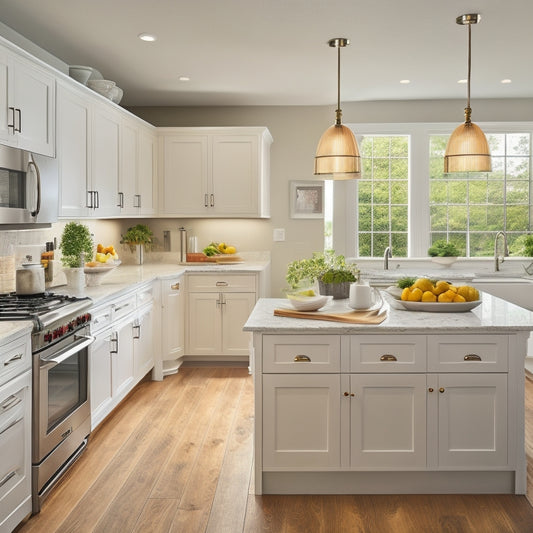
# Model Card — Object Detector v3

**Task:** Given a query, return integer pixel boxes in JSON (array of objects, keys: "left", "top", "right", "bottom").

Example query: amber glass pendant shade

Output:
[
  {"left": 314, "top": 38, "right": 361, "bottom": 179},
  {"left": 314, "top": 123, "right": 361, "bottom": 178},
  {"left": 444, "top": 14, "right": 491, "bottom": 173}
]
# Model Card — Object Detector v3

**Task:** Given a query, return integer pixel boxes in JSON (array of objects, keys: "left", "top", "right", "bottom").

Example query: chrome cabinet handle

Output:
[
  {"left": 110, "top": 333, "right": 119, "bottom": 354},
  {"left": 380, "top": 354, "right": 397, "bottom": 362},
  {"left": 210, "top": 193, "right": 214, "bottom": 207},
  {"left": 7, "top": 106, "right": 15, "bottom": 131},
  {"left": 87, "top": 191, "right": 94, "bottom": 208},
  {"left": 216, "top": 281, "right": 228, "bottom": 287},
  {"left": 3, "top": 353, "right": 23, "bottom": 366},
  {"left": 133, "top": 324, "right": 141, "bottom": 339},
  {"left": 294, "top": 355, "right": 311, "bottom": 362},
  {"left": 0, "top": 470, "right": 17, "bottom": 487},
  {"left": 1, "top": 394, "right": 21, "bottom": 411},
  {"left": 114, "top": 302, "right": 131, "bottom": 313},
  {"left": 117, "top": 192, "right": 124, "bottom": 208},
  {"left": 204, "top": 194, "right": 209, "bottom": 207},
  {"left": 94, "top": 190, "right": 100, "bottom": 208},
  {"left": 134, "top": 194, "right": 141, "bottom": 208},
  {"left": 28, "top": 155, "right": 41, "bottom": 217},
  {"left": 464, "top": 354, "right": 482, "bottom": 361},
  {"left": 15, "top": 108, "right": 21, "bottom": 132}
]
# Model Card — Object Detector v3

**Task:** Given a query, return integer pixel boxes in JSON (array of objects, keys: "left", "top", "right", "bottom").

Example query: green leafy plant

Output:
[
  {"left": 286, "top": 250, "right": 358, "bottom": 289},
  {"left": 510, "top": 234, "right": 533, "bottom": 257},
  {"left": 427, "top": 239, "right": 461, "bottom": 257},
  {"left": 59, "top": 222, "right": 94, "bottom": 268},
  {"left": 120, "top": 224, "right": 154, "bottom": 252}
]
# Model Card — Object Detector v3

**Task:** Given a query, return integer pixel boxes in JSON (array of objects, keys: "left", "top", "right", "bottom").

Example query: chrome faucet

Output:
[
  {"left": 383, "top": 246, "right": 392, "bottom": 270},
  {"left": 494, "top": 231, "right": 509, "bottom": 272}
]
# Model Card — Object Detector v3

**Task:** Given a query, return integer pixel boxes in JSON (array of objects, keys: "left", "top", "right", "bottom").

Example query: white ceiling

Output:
[{"left": 0, "top": 0, "right": 531, "bottom": 107}]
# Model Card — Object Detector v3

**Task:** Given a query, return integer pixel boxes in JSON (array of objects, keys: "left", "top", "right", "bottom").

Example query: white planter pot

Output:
[{"left": 63, "top": 267, "right": 86, "bottom": 295}]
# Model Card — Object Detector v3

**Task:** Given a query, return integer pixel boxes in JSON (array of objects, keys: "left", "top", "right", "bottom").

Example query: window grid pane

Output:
[
  {"left": 429, "top": 133, "right": 532, "bottom": 257},
  {"left": 357, "top": 136, "right": 409, "bottom": 257}
]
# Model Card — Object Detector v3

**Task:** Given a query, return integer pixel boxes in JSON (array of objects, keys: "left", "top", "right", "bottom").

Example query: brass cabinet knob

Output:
[
  {"left": 439, "top": 387, "right": 445, "bottom": 393},
  {"left": 343, "top": 392, "right": 355, "bottom": 397},
  {"left": 293, "top": 355, "right": 311, "bottom": 362},
  {"left": 428, "top": 387, "right": 434, "bottom": 392},
  {"left": 171, "top": 283, "right": 180, "bottom": 290}
]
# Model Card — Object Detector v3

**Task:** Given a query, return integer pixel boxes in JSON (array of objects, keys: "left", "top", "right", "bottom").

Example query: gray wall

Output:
[{"left": 130, "top": 99, "right": 533, "bottom": 296}]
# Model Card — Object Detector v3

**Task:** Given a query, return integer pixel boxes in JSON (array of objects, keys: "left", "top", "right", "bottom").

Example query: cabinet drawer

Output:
[
  {"left": 112, "top": 294, "right": 136, "bottom": 322},
  {"left": 90, "top": 304, "right": 113, "bottom": 334},
  {"left": 136, "top": 283, "right": 154, "bottom": 307},
  {"left": 350, "top": 335, "right": 426, "bottom": 372},
  {"left": 187, "top": 274, "right": 256, "bottom": 292},
  {"left": 427, "top": 335, "right": 508, "bottom": 372},
  {"left": 0, "top": 335, "right": 31, "bottom": 387},
  {"left": 262, "top": 335, "right": 340, "bottom": 373}
]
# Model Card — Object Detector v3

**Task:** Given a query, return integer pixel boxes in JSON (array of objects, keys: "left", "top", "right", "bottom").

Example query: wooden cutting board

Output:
[{"left": 273, "top": 307, "right": 387, "bottom": 324}]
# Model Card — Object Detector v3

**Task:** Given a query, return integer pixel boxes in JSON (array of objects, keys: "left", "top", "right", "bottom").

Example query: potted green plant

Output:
[
  {"left": 120, "top": 224, "right": 154, "bottom": 264},
  {"left": 286, "top": 250, "right": 359, "bottom": 299},
  {"left": 59, "top": 222, "right": 94, "bottom": 291},
  {"left": 427, "top": 239, "right": 461, "bottom": 266}
]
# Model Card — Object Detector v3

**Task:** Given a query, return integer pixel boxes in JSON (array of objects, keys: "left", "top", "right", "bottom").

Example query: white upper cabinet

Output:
[
  {"left": 0, "top": 46, "right": 55, "bottom": 157},
  {"left": 158, "top": 127, "right": 272, "bottom": 218}
]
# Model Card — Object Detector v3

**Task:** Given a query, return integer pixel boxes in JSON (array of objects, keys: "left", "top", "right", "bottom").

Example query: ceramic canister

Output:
[{"left": 16, "top": 263, "right": 45, "bottom": 295}]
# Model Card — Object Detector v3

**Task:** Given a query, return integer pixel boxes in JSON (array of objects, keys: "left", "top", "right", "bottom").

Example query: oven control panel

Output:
[{"left": 39, "top": 313, "right": 91, "bottom": 346}]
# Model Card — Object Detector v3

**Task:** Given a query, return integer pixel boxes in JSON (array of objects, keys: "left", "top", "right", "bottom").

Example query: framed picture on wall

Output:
[{"left": 289, "top": 181, "right": 324, "bottom": 219}]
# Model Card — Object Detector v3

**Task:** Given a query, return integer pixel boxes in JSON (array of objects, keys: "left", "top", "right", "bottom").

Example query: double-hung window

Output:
[{"left": 326, "top": 122, "right": 533, "bottom": 258}]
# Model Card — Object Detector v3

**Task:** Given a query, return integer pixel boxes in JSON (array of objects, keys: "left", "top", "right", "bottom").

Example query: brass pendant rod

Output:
[
  {"left": 467, "top": 22, "right": 471, "bottom": 110},
  {"left": 336, "top": 44, "right": 341, "bottom": 125}
]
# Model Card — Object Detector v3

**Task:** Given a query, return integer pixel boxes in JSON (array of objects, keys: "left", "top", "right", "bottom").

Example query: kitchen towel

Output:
[{"left": 273, "top": 307, "right": 387, "bottom": 324}]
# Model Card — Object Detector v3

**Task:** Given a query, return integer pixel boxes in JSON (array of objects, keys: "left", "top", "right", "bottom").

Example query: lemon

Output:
[
  {"left": 225, "top": 245, "right": 236, "bottom": 254},
  {"left": 297, "top": 289, "right": 315, "bottom": 297}
]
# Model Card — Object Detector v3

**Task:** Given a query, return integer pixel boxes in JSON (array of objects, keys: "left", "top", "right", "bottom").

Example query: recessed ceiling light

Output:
[
  {"left": 138, "top": 33, "right": 157, "bottom": 42},
  {"left": 457, "top": 79, "right": 467, "bottom": 84},
  {"left": 501, "top": 79, "right": 512, "bottom": 84},
  {"left": 178, "top": 76, "right": 190, "bottom": 82},
  {"left": 399, "top": 79, "right": 410, "bottom": 84}
]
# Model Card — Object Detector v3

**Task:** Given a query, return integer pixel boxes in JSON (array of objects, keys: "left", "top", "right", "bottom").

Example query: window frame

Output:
[{"left": 330, "top": 121, "right": 533, "bottom": 258}]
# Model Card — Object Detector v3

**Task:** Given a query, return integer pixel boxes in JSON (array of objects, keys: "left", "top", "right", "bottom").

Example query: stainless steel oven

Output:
[{"left": 32, "top": 324, "right": 93, "bottom": 512}]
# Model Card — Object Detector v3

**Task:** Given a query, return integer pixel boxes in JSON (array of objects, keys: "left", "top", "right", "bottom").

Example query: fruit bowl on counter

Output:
[
  {"left": 286, "top": 290, "right": 333, "bottom": 311},
  {"left": 84, "top": 259, "right": 121, "bottom": 286}
]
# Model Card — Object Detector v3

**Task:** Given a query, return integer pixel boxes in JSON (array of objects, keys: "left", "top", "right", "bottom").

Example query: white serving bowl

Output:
[
  {"left": 286, "top": 294, "right": 332, "bottom": 311},
  {"left": 87, "top": 79, "right": 116, "bottom": 98},
  {"left": 109, "top": 86, "right": 123, "bottom": 104},
  {"left": 69, "top": 65, "right": 93, "bottom": 85}
]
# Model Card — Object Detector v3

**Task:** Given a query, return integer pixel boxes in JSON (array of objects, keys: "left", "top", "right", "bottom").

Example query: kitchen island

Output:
[{"left": 243, "top": 294, "right": 533, "bottom": 495}]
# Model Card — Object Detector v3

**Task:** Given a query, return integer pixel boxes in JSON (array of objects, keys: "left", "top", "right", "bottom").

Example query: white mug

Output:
[{"left": 349, "top": 281, "right": 380, "bottom": 310}]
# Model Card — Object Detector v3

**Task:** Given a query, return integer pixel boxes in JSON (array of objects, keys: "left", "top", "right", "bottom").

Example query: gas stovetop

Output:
[{"left": 0, "top": 293, "right": 92, "bottom": 350}]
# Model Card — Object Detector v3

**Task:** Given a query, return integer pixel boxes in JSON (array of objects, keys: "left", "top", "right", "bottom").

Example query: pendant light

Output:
[
  {"left": 314, "top": 38, "right": 361, "bottom": 179},
  {"left": 444, "top": 14, "right": 491, "bottom": 173}
]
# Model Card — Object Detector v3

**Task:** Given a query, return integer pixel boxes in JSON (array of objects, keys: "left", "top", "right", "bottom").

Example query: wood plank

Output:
[
  {"left": 205, "top": 369, "right": 254, "bottom": 533},
  {"left": 131, "top": 499, "right": 177, "bottom": 533},
  {"left": 169, "top": 368, "right": 248, "bottom": 532}
]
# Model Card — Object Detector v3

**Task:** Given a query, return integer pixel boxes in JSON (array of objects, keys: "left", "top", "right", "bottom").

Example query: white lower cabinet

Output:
[
  {"left": 257, "top": 332, "right": 515, "bottom": 494},
  {"left": 111, "top": 314, "right": 135, "bottom": 401},
  {"left": 262, "top": 373, "right": 341, "bottom": 468},
  {"left": 160, "top": 276, "right": 185, "bottom": 375},
  {"left": 186, "top": 274, "right": 257, "bottom": 359},
  {"left": 133, "top": 303, "right": 154, "bottom": 381}
]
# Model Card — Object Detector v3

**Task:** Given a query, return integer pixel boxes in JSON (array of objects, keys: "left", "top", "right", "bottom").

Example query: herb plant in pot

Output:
[
  {"left": 427, "top": 239, "right": 461, "bottom": 266},
  {"left": 286, "top": 250, "right": 359, "bottom": 299},
  {"left": 59, "top": 222, "right": 94, "bottom": 291},
  {"left": 120, "top": 224, "right": 154, "bottom": 265}
]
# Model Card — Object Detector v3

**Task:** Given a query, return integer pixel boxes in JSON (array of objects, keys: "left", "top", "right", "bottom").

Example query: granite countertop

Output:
[
  {"left": 243, "top": 291, "right": 533, "bottom": 334},
  {"left": 0, "top": 320, "right": 33, "bottom": 346},
  {"left": 50, "top": 255, "right": 270, "bottom": 307}
]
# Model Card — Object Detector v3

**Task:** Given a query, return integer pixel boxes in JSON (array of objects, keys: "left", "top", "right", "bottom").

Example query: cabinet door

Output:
[
  {"left": 160, "top": 134, "right": 209, "bottom": 215},
  {"left": 161, "top": 278, "right": 185, "bottom": 363},
  {"left": 138, "top": 127, "right": 156, "bottom": 215},
  {"left": 211, "top": 134, "right": 259, "bottom": 216},
  {"left": 57, "top": 83, "right": 90, "bottom": 218},
  {"left": 262, "top": 373, "right": 341, "bottom": 468},
  {"left": 91, "top": 105, "right": 120, "bottom": 217},
  {"left": 221, "top": 292, "right": 256, "bottom": 356},
  {"left": 432, "top": 373, "right": 508, "bottom": 468},
  {"left": 11, "top": 55, "right": 55, "bottom": 156},
  {"left": 187, "top": 292, "right": 221, "bottom": 356},
  {"left": 89, "top": 329, "right": 113, "bottom": 429},
  {"left": 350, "top": 374, "right": 427, "bottom": 468},
  {"left": 118, "top": 119, "right": 138, "bottom": 215},
  {"left": 112, "top": 318, "right": 135, "bottom": 400},
  {"left": 133, "top": 304, "right": 154, "bottom": 380}
]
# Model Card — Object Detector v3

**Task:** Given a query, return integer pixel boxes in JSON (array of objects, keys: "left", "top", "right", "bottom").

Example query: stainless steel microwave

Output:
[{"left": 0, "top": 144, "right": 58, "bottom": 227}]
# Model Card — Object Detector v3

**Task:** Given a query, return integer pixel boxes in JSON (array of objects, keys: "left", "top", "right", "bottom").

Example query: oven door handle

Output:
[{"left": 40, "top": 334, "right": 95, "bottom": 369}]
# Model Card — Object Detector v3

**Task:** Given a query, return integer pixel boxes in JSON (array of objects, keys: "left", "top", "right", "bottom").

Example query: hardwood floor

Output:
[{"left": 16, "top": 368, "right": 533, "bottom": 533}]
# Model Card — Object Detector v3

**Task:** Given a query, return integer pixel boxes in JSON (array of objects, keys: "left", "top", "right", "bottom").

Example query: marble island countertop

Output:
[{"left": 244, "top": 291, "right": 533, "bottom": 334}]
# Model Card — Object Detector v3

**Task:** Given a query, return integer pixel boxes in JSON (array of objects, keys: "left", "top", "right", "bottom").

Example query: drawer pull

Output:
[
  {"left": 3, "top": 353, "right": 23, "bottom": 366},
  {"left": 439, "top": 388, "right": 445, "bottom": 393},
  {"left": 114, "top": 302, "right": 131, "bottom": 313},
  {"left": 343, "top": 391, "right": 355, "bottom": 397},
  {"left": 216, "top": 281, "right": 229, "bottom": 287},
  {"left": 380, "top": 354, "right": 397, "bottom": 362},
  {"left": 1, "top": 395, "right": 21, "bottom": 411},
  {"left": 294, "top": 355, "right": 311, "bottom": 362},
  {"left": 171, "top": 283, "right": 180, "bottom": 290},
  {"left": 464, "top": 354, "right": 482, "bottom": 361},
  {"left": 0, "top": 470, "right": 16, "bottom": 488}
]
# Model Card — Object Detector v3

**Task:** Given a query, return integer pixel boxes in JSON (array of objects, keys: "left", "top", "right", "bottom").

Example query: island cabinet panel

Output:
[
  {"left": 349, "top": 373, "right": 427, "bottom": 468},
  {"left": 427, "top": 373, "right": 508, "bottom": 468},
  {"left": 262, "top": 335, "right": 341, "bottom": 373},
  {"left": 262, "top": 374, "right": 341, "bottom": 468},
  {"left": 350, "top": 335, "right": 426, "bottom": 373}
]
